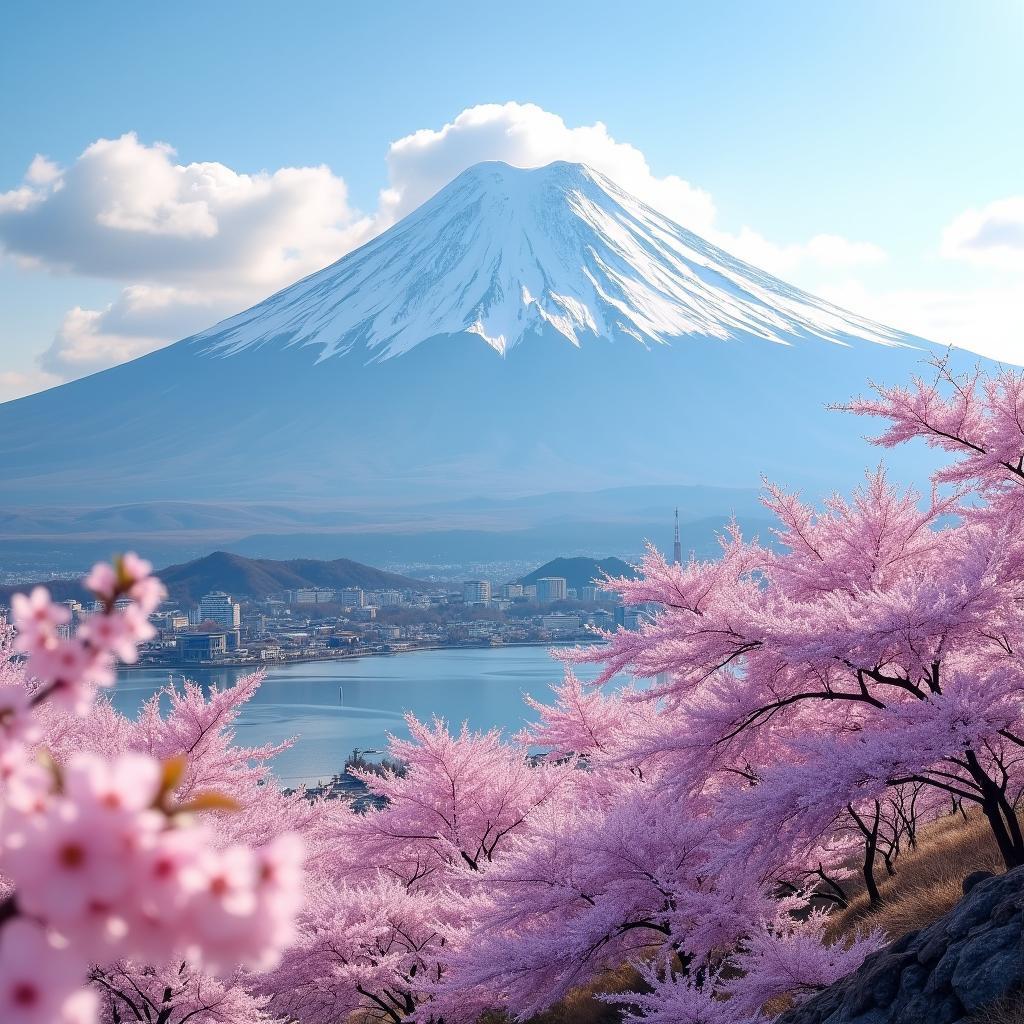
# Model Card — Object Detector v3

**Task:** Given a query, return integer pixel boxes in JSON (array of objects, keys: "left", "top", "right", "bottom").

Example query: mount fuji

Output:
[{"left": 0, "top": 161, "right": 948, "bottom": 510}]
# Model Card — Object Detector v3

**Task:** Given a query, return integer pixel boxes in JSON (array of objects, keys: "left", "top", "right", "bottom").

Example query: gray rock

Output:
[
  {"left": 963, "top": 870, "right": 994, "bottom": 895},
  {"left": 775, "top": 865, "right": 1024, "bottom": 1024}
]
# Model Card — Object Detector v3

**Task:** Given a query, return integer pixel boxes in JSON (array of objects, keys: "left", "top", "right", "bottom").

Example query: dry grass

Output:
[
  {"left": 968, "top": 993, "right": 1024, "bottom": 1023},
  {"left": 827, "top": 811, "right": 1005, "bottom": 942},
  {"left": 478, "top": 964, "right": 645, "bottom": 1024}
]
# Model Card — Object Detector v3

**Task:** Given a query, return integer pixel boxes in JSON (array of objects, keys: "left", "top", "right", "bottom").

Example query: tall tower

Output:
[{"left": 673, "top": 507, "right": 682, "bottom": 565}]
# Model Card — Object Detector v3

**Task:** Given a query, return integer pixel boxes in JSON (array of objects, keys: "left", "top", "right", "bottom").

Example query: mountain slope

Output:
[
  {"left": 192, "top": 161, "right": 911, "bottom": 361},
  {"left": 154, "top": 552, "right": 427, "bottom": 605},
  {"left": 0, "top": 160, "right": 955, "bottom": 508}
]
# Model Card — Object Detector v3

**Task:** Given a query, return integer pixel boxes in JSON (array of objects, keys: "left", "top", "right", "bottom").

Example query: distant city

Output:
[{"left": 9, "top": 563, "right": 665, "bottom": 671}]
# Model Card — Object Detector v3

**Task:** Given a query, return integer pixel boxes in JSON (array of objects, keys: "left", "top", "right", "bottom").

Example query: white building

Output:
[
  {"left": 542, "top": 613, "right": 581, "bottom": 634},
  {"left": 199, "top": 591, "right": 240, "bottom": 630},
  {"left": 463, "top": 580, "right": 492, "bottom": 606},
  {"left": 293, "top": 588, "right": 335, "bottom": 604},
  {"left": 579, "top": 585, "right": 601, "bottom": 603},
  {"left": 536, "top": 577, "right": 567, "bottom": 603},
  {"left": 338, "top": 588, "right": 365, "bottom": 608},
  {"left": 501, "top": 583, "right": 524, "bottom": 599}
]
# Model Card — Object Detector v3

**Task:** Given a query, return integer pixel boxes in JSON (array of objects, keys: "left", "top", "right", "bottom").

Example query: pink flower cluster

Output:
[
  {"left": 11, "top": 553, "right": 162, "bottom": 715},
  {"left": 0, "top": 556, "right": 304, "bottom": 1024}
]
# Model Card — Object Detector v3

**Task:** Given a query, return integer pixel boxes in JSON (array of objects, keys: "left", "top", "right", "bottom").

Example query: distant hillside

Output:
[
  {"left": 0, "top": 551, "right": 429, "bottom": 608},
  {"left": 517, "top": 556, "right": 638, "bottom": 591},
  {"left": 152, "top": 552, "right": 428, "bottom": 605}
]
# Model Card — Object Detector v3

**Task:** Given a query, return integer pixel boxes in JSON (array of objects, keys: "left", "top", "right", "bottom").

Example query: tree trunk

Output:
[{"left": 965, "top": 750, "right": 1024, "bottom": 869}]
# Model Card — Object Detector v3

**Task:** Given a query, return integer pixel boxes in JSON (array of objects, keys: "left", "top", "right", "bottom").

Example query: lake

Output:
[{"left": 113, "top": 645, "right": 610, "bottom": 786}]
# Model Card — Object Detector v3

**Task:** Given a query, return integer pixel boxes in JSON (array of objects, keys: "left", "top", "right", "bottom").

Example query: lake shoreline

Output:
[{"left": 119, "top": 638, "right": 603, "bottom": 675}]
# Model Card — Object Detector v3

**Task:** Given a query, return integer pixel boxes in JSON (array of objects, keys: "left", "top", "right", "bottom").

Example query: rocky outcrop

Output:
[{"left": 776, "top": 867, "right": 1024, "bottom": 1024}]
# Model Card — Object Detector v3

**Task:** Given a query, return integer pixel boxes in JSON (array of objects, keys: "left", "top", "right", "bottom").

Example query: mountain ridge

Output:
[
  {"left": 188, "top": 160, "right": 920, "bottom": 364},
  {"left": 0, "top": 552, "right": 430, "bottom": 608}
]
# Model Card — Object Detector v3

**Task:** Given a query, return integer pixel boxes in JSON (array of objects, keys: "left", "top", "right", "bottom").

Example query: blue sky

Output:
[{"left": 1, "top": 0, "right": 1022, "bottom": 398}]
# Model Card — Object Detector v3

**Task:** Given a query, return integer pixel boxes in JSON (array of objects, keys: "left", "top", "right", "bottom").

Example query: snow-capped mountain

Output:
[
  {"left": 193, "top": 160, "right": 909, "bottom": 361},
  {"left": 0, "top": 161, "right": 950, "bottom": 510}
]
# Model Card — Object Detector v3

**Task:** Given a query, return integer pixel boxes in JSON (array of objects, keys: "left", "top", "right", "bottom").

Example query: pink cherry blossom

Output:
[
  {"left": 0, "top": 919, "right": 88, "bottom": 1024},
  {"left": 0, "top": 680, "right": 37, "bottom": 751},
  {"left": 3, "top": 799, "right": 130, "bottom": 926},
  {"left": 10, "top": 586, "right": 69, "bottom": 655},
  {"left": 83, "top": 561, "right": 118, "bottom": 601}
]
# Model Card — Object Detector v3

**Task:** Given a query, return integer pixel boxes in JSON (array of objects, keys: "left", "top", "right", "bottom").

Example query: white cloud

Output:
[
  {"left": 0, "top": 133, "right": 374, "bottom": 287},
  {"left": 0, "top": 133, "right": 377, "bottom": 380},
  {"left": 721, "top": 227, "right": 887, "bottom": 278},
  {"left": 941, "top": 196, "right": 1024, "bottom": 272},
  {"left": 0, "top": 368, "right": 61, "bottom": 404},
  {"left": 816, "top": 279, "right": 1024, "bottom": 365},
  {"left": 380, "top": 101, "right": 719, "bottom": 233},
  {"left": 37, "top": 285, "right": 233, "bottom": 378}
]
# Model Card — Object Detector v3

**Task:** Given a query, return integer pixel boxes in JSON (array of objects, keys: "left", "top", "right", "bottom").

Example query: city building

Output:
[
  {"left": 536, "top": 577, "right": 567, "bottom": 603},
  {"left": 292, "top": 588, "right": 335, "bottom": 604},
  {"left": 338, "top": 588, "right": 365, "bottom": 608},
  {"left": 463, "top": 580, "right": 492, "bottom": 606},
  {"left": 177, "top": 631, "right": 229, "bottom": 663},
  {"left": 501, "top": 583, "right": 524, "bottom": 599},
  {"left": 542, "top": 613, "right": 581, "bottom": 634},
  {"left": 153, "top": 611, "right": 190, "bottom": 632},
  {"left": 199, "top": 591, "right": 240, "bottom": 630},
  {"left": 615, "top": 604, "right": 658, "bottom": 631},
  {"left": 377, "top": 590, "right": 405, "bottom": 607},
  {"left": 579, "top": 585, "right": 600, "bottom": 603}
]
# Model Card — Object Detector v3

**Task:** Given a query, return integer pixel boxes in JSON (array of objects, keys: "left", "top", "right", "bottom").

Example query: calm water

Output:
[{"left": 113, "top": 645, "right": 609, "bottom": 786}]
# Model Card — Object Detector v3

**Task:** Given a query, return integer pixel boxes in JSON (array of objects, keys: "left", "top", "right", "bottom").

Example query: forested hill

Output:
[
  {"left": 517, "top": 556, "right": 638, "bottom": 591},
  {"left": 0, "top": 550, "right": 429, "bottom": 607}
]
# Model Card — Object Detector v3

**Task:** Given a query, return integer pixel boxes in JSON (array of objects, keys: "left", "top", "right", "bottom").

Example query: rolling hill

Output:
[{"left": 0, "top": 551, "right": 430, "bottom": 609}]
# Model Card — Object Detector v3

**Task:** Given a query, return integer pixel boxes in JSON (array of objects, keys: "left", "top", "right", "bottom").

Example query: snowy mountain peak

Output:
[{"left": 192, "top": 159, "right": 916, "bottom": 362}]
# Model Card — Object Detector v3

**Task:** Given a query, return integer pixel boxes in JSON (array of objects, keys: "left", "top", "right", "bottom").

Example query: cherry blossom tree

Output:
[
  {"left": 265, "top": 715, "right": 569, "bottom": 1022},
  {"left": 568, "top": 463, "right": 1024, "bottom": 870},
  {"left": 442, "top": 358, "right": 1024, "bottom": 1022},
  {"left": 0, "top": 555, "right": 305, "bottom": 1024}
]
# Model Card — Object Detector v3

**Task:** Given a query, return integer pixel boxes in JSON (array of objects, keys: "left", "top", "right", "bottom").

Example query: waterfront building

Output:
[
  {"left": 542, "top": 613, "right": 581, "bottom": 634},
  {"left": 615, "top": 603, "right": 658, "bottom": 631},
  {"left": 177, "top": 631, "right": 229, "bottom": 663},
  {"left": 536, "top": 577, "right": 567, "bottom": 603},
  {"left": 463, "top": 580, "right": 492, "bottom": 606},
  {"left": 199, "top": 591, "right": 240, "bottom": 630}
]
